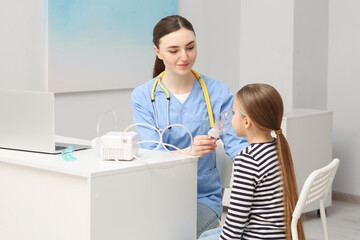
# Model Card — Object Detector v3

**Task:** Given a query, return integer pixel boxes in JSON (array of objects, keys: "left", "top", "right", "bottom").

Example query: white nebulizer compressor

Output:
[
  {"left": 93, "top": 110, "right": 138, "bottom": 161},
  {"left": 99, "top": 131, "right": 138, "bottom": 161}
]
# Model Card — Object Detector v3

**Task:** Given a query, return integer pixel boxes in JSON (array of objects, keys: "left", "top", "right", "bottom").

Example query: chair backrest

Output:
[
  {"left": 215, "top": 140, "right": 233, "bottom": 189},
  {"left": 292, "top": 158, "right": 340, "bottom": 239}
]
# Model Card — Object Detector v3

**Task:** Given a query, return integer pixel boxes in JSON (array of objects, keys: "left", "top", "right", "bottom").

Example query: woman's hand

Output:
[{"left": 189, "top": 135, "right": 217, "bottom": 158}]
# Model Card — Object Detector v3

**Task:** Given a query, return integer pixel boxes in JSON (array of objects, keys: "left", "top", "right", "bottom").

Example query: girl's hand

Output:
[{"left": 190, "top": 135, "right": 217, "bottom": 158}]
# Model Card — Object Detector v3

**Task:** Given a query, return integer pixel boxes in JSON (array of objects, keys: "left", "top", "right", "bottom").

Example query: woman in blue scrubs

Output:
[{"left": 131, "top": 15, "right": 248, "bottom": 238}]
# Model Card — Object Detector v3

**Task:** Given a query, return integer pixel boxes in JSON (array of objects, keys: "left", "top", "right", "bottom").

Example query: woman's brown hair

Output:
[
  {"left": 152, "top": 15, "right": 195, "bottom": 78},
  {"left": 235, "top": 83, "right": 305, "bottom": 240}
]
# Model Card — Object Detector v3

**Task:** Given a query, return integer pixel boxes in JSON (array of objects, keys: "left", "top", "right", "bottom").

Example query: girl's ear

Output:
[
  {"left": 154, "top": 45, "right": 163, "bottom": 60},
  {"left": 244, "top": 116, "right": 252, "bottom": 129}
]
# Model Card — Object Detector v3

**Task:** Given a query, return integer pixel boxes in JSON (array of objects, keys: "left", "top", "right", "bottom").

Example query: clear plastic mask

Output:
[{"left": 208, "top": 109, "right": 234, "bottom": 139}]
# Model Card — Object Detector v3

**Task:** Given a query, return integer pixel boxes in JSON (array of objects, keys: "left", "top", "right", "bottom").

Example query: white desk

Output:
[{"left": 0, "top": 137, "right": 198, "bottom": 240}]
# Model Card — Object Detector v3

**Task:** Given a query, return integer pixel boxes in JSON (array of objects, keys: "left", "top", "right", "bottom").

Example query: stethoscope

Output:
[{"left": 151, "top": 69, "right": 214, "bottom": 130}]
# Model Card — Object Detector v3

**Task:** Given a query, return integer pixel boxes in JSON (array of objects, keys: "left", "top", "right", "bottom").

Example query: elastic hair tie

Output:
[{"left": 275, "top": 128, "right": 282, "bottom": 135}]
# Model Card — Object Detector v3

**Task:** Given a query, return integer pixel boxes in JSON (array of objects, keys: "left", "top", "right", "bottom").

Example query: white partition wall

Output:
[
  {"left": 238, "top": 1, "right": 295, "bottom": 113},
  {"left": 328, "top": 0, "right": 360, "bottom": 197},
  {"left": 293, "top": 0, "right": 329, "bottom": 110},
  {"left": 0, "top": 1, "right": 46, "bottom": 91}
]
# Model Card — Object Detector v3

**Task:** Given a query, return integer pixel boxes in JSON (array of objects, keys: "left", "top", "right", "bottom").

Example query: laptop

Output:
[{"left": 0, "top": 89, "right": 91, "bottom": 154}]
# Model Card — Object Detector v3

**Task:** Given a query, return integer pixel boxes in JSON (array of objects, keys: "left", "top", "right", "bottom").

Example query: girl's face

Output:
[
  {"left": 154, "top": 28, "right": 197, "bottom": 76},
  {"left": 232, "top": 98, "right": 247, "bottom": 137}
]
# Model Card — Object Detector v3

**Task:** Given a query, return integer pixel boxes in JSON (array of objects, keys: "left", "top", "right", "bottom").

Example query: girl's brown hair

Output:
[
  {"left": 235, "top": 83, "right": 305, "bottom": 240},
  {"left": 152, "top": 15, "right": 195, "bottom": 78}
]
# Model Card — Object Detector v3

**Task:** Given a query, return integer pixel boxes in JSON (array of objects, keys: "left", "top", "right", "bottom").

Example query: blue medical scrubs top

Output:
[{"left": 131, "top": 74, "right": 248, "bottom": 218}]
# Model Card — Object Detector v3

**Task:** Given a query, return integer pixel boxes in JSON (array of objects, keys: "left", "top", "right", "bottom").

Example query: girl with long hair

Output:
[{"left": 199, "top": 83, "right": 305, "bottom": 239}]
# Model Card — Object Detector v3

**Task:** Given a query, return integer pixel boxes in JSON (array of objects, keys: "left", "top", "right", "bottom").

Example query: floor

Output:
[{"left": 220, "top": 199, "right": 360, "bottom": 239}]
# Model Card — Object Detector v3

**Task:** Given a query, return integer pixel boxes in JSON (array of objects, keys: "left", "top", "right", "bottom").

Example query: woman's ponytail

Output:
[{"left": 153, "top": 56, "right": 165, "bottom": 78}]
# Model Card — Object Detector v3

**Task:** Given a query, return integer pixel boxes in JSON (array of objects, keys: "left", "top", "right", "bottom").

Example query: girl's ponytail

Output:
[{"left": 276, "top": 130, "right": 305, "bottom": 240}]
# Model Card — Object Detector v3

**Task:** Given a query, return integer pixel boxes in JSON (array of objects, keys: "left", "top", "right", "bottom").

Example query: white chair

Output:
[{"left": 291, "top": 158, "right": 340, "bottom": 240}]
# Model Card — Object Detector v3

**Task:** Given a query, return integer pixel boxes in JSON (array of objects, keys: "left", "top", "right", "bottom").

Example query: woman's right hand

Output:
[{"left": 189, "top": 135, "right": 217, "bottom": 158}]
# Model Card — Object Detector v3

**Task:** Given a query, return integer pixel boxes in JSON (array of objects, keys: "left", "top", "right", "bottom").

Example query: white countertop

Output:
[{"left": 0, "top": 136, "right": 198, "bottom": 178}]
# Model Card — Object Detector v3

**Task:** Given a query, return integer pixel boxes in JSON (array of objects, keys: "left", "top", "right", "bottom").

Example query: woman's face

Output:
[{"left": 154, "top": 28, "right": 197, "bottom": 76}]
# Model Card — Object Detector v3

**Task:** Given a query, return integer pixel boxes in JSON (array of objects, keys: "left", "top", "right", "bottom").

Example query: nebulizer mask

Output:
[{"left": 207, "top": 109, "right": 234, "bottom": 139}]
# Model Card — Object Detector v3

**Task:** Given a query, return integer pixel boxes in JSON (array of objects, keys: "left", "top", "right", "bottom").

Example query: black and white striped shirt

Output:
[{"left": 220, "top": 141, "right": 285, "bottom": 240}]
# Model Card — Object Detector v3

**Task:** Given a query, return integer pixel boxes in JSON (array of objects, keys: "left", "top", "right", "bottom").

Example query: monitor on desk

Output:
[{"left": 0, "top": 89, "right": 91, "bottom": 154}]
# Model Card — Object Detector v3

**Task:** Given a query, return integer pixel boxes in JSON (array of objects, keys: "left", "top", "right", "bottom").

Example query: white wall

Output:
[
  {"left": 179, "top": 0, "right": 241, "bottom": 93},
  {"left": 0, "top": 1, "right": 46, "bottom": 91},
  {"left": 238, "top": 0, "right": 329, "bottom": 114},
  {"left": 179, "top": 0, "right": 296, "bottom": 113},
  {"left": 237, "top": 1, "right": 294, "bottom": 113},
  {"left": 0, "top": 1, "right": 135, "bottom": 140},
  {"left": 293, "top": 0, "right": 328, "bottom": 110},
  {"left": 328, "top": 0, "right": 360, "bottom": 196}
]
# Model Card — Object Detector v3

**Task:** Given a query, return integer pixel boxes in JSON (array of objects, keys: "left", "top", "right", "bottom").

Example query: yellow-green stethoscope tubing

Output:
[{"left": 150, "top": 69, "right": 214, "bottom": 129}]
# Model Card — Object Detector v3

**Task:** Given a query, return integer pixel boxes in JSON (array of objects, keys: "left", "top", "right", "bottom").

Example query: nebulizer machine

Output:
[
  {"left": 92, "top": 108, "right": 233, "bottom": 161},
  {"left": 92, "top": 110, "right": 194, "bottom": 161}
]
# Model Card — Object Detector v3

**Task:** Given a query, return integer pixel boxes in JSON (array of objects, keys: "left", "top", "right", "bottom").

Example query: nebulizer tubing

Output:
[
  {"left": 122, "top": 123, "right": 194, "bottom": 160},
  {"left": 158, "top": 123, "right": 194, "bottom": 155},
  {"left": 96, "top": 110, "right": 194, "bottom": 161},
  {"left": 96, "top": 109, "right": 118, "bottom": 147}
]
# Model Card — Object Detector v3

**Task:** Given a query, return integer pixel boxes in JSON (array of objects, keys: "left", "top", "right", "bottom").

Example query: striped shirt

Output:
[{"left": 220, "top": 141, "right": 285, "bottom": 240}]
